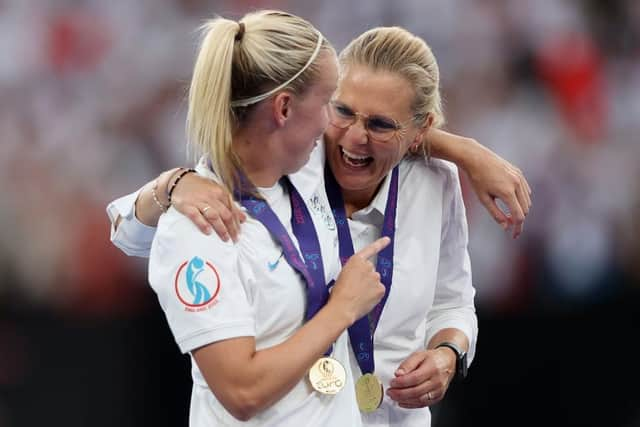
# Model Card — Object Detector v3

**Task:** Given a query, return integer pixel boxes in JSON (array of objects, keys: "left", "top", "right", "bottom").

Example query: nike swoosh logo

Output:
[{"left": 267, "top": 252, "right": 284, "bottom": 272}]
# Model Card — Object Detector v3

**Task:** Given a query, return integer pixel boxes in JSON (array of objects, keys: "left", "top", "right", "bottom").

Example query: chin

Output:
[
  {"left": 332, "top": 166, "right": 372, "bottom": 191},
  {"left": 287, "top": 155, "right": 312, "bottom": 175}
]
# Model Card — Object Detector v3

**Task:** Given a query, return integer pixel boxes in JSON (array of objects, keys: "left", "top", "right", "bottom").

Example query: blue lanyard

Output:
[
  {"left": 324, "top": 165, "right": 398, "bottom": 374},
  {"left": 235, "top": 175, "right": 333, "bottom": 355}
]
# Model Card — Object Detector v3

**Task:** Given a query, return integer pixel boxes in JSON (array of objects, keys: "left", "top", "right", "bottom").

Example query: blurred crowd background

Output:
[{"left": 1, "top": 0, "right": 639, "bottom": 426}]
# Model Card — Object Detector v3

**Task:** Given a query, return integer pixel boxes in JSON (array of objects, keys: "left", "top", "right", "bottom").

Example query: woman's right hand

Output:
[
  {"left": 170, "top": 173, "right": 247, "bottom": 241},
  {"left": 329, "top": 237, "right": 390, "bottom": 325}
]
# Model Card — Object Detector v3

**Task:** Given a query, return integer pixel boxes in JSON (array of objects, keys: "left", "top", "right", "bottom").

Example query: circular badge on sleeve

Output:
[{"left": 174, "top": 256, "right": 220, "bottom": 309}]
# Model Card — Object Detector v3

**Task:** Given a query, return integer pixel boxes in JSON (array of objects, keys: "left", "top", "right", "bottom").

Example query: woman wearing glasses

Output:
[
  {"left": 133, "top": 10, "right": 402, "bottom": 427},
  {"left": 108, "top": 25, "right": 531, "bottom": 426}
]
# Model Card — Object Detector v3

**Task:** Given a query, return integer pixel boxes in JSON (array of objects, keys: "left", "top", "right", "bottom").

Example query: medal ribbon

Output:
[
  {"left": 324, "top": 165, "right": 398, "bottom": 374},
  {"left": 233, "top": 173, "right": 333, "bottom": 355}
]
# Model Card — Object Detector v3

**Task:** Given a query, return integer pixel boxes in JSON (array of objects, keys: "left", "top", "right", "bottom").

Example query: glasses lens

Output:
[
  {"left": 329, "top": 103, "right": 355, "bottom": 129},
  {"left": 366, "top": 116, "right": 398, "bottom": 142}
]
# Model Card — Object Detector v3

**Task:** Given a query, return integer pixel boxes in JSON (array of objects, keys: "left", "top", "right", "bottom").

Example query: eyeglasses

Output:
[{"left": 328, "top": 101, "right": 416, "bottom": 143}]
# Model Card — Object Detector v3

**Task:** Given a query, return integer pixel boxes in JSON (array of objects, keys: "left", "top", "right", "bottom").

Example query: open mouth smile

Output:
[{"left": 340, "top": 146, "right": 373, "bottom": 168}]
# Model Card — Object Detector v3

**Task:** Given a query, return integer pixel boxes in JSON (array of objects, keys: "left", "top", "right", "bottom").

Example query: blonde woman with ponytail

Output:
[
  {"left": 140, "top": 10, "right": 393, "bottom": 426},
  {"left": 109, "top": 22, "right": 532, "bottom": 427}
]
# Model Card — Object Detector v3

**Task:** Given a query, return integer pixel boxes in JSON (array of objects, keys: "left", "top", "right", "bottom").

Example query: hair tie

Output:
[
  {"left": 230, "top": 31, "right": 324, "bottom": 108},
  {"left": 235, "top": 22, "right": 245, "bottom": 41}
]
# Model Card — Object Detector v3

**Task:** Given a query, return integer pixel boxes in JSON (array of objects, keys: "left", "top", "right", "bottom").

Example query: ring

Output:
[
  {"left": 427, "top": 391, "right": 433, "bottom": 401},
  {"left": 201, "top": 206, "right": 212, "bottom": 214}
]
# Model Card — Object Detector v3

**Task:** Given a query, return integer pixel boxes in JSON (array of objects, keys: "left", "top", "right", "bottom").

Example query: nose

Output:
[{"left": 345, "top": 115, "right": 369, "bottom": 145}]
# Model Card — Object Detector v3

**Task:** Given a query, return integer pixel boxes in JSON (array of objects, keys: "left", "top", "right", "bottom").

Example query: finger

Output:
[
  {"left": 478, "top": 194, "right": 509, "bottom": 230},
  {"left": 202, "top": 204, "right": 231, "bottom": 242},
  {"left": 390, "top": 364, "right": 432, "bottom": 389},
  {"left": 518, "top": 181, "right": 531, "bottom": 214},
  {"left": 184, "top": 206, "right": 213, "bottom": 236},
  {"left": 231, "top": 204, "right": 246, "bottom": 232},
  {"left": 219, "top": 195, "right": 240, "bottom": 242},
  {"left": 501, "top": 192, "right": 525, "bottom": 233},
  {"left": 392, "top": 352, "right": 427, "bottom": 380},
  {"left": 520, "top": 171, "right": 532, "bottom": 195},
  {"left": 511, "top": 172, "right": 530, "bottom": 216},
  {"left": 521, "top": 175, "right": 532, "bottom": 207},
  {"left": 515, "top": 185, "right": 529, "bottom": 217},
  {"left": 212, "top": 199, "right": 236, "bottom": 240},
  {"left": 504, "top": 190, "right": 525, "bottom": 238},
  {"left": 229, "top": 194, "right": 247, "bottom": 224},
  {"left": 397, "top": 389, "right": 444, "bottom": 408},
  {"left": 228, "top": 217, "right": 240, "bottom": 243},
  {"left": 513, "top": 220, "right": 523, "bottom": 239},
  {"left": 510, "top": 215, "right": 523, "bottom": 239},
  {"left": 231, "top": 205, "right": 247, "bottom": 243},
  {"left": 387, "top": 380, "right": 433, "bottom": 402},
  {"left": 219, "top": 193, "right": 237, "bottom": 241},
  {"left": 355, "top": 236, "right": 391, "bottom": 260}
]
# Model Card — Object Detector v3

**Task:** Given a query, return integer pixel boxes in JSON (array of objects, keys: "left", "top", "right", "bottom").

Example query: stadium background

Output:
[{"left": 1, "top": 1, "right": 639, "bottom": 426}]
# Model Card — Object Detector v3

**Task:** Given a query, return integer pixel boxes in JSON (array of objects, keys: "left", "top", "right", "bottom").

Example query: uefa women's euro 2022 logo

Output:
[{"left": 174, "top": 256, "right": 220, "bottom": 312}]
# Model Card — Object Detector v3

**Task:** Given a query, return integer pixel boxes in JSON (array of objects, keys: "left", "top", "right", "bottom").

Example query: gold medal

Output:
[
  {"left": 308, "top": 357, "right": 346, "bottom": 395},
  {"left": 356, "top": 373, "right": 383, "bottom": 412}
]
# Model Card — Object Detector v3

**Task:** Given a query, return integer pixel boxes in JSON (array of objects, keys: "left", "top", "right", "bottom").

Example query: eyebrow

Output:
[{"left": 334, "top": 100, "right": 395, "bottom": 120}]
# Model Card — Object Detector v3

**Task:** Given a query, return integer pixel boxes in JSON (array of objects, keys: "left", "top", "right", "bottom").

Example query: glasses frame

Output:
[{"left": 328, "top": 100, "right": 418, "bottom": 143}]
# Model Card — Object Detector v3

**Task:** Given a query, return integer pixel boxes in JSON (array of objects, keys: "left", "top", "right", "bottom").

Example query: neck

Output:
[
  {"left": 342, "top": 185, "right": 380, "bottom": 218},
  {"left": 233, "top": 129, "right": 281, "bottom": 188}
]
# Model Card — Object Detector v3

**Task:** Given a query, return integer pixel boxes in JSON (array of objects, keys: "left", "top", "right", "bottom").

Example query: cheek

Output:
[
  {"left": 324, "top": 125, "right": 341, "bottom": 146},
  {"left": 375, "top": 144, "right": 405, "bottom": 168},
  {"left": 318, "top": 105, "right": 329, "bottom": 133}
]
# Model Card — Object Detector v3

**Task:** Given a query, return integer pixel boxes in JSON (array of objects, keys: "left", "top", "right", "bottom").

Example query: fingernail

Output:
[
  {"left": 205, "top": 227, "right": 212, "bottom": 235},
  {"left": 396, "top": 368, "right": 405, "bottom": 376}
]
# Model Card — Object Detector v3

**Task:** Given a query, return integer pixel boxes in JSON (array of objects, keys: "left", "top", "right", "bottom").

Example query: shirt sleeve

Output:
[
  {"left": 106, "top": 187, "right": 157, "bottom": 258},
  {"left": 424, "top": 162, "right": 479, "bottom": 365},
  {"left": 148, "top": 210, "right": 255, "bottom": 354}
]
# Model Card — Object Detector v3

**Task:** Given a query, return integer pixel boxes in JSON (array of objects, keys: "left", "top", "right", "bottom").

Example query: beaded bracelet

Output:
[
  {"left": 151, "top": 179, "right": 170, "bottom": 213},
  {"left": 167, "top": 168, "right": 197, "bottom": 204}
]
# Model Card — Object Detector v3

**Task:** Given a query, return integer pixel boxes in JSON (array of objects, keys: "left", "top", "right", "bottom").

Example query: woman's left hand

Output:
[
  {"left": 462, "top": 139, "right": 532, "bottom": 239},
  {"left": 386, "top": 347, "right": 456, "bottom": 408}
]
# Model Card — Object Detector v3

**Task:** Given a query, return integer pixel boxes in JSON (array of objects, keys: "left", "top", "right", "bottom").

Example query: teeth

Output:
[
  {"left": 342, "top": 148, "right": 369, "bottom": 160},
  {"left": 341, "top": 147, "right": 372, "bottom": 168}
]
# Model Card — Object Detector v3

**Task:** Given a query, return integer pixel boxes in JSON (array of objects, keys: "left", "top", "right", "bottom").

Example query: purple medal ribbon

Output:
[
  {"left": 324, "top": 165, "right": 399, "bottom": 375},
  {"left": 233, "top": 173, "right": 333, "bottom": 355}
]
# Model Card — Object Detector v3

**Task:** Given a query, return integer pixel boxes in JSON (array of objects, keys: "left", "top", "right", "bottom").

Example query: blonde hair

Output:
[
  {"left": 187, "top": 10, "right": 333, "bottom": 194},
  {"left": 339, "top": 27, "right": 445, "bottom": 129}
]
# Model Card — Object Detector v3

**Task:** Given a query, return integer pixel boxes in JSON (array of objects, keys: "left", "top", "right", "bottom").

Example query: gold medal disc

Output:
[
  {"left": 355, "top": 373, "right": 383, "bottom": 412},
  {"left": 308, "top": 357, "right": 346, "bottom": 395}
]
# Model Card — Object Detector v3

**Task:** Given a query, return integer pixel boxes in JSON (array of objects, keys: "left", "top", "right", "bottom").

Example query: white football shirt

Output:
[{"left": 146, "top": 155, "right": 361, "bottom": 427}]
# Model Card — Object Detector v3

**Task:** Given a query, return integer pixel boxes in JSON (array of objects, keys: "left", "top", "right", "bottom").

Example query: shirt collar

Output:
[{"left": 350, "top": 171, "right": 392, "bottom": 227}]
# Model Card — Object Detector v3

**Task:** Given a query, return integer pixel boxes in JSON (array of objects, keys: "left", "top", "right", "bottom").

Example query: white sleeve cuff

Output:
[
  {"left": 106, "top": 188, "right": 157, "bottom": 258},
  {"left": 177, "top": 322, "right": 256, "bottom": 354}
]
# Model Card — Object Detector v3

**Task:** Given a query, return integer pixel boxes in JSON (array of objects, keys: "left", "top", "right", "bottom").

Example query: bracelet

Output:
[
  {"left": 151, "top": 179, "right": 170, "bottom": 213},
  {"left": 167, "top": 168, "right": 196, "bottom": 204}
]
